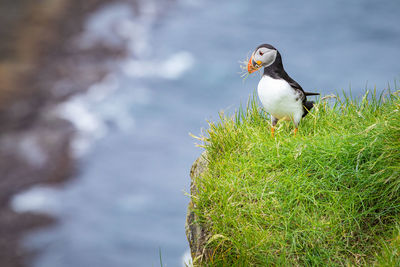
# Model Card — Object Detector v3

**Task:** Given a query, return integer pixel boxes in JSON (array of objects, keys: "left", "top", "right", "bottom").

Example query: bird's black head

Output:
[{"left": 247, "top": 44, "right": 280, "bottom": 73}]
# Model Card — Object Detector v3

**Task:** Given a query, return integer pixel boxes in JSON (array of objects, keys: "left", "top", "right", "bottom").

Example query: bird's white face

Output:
[{"left": 247, "top": 47, "right": 277, "bottom": 73}]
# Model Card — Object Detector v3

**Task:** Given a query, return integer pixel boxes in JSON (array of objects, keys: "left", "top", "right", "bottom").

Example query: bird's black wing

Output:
[
  {"left": 283, "top": 71, "right": 320, "bottom": 100},
  {"left": 283, "top": 72, "right": 319, "bottom": 118},
  {"left": 282, "top": 72, "right": 307, "bottom": 102}
]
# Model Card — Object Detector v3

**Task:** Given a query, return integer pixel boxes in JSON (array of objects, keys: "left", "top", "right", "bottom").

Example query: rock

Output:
[{"left": 185, "top": 151, "right": 211, "bottom": 265}]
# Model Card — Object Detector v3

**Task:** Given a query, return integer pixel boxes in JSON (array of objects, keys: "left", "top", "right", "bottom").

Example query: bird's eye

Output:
[{"left": 259, "top": 51, "right": 264, "bottom": 56}]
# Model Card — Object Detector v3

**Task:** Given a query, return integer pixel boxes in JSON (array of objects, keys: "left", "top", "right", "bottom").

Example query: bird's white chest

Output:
[{"left": 257, "top": 75, "right": 303, "bottom": 120}]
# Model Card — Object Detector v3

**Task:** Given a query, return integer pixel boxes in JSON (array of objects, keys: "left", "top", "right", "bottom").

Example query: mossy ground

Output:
[{"left": 190, "top": 90, "right": 400, "bottom": 266}]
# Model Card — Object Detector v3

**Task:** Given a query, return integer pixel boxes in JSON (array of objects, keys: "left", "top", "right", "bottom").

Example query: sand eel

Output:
[{"left": 247, "top": 44, "right": 319, "bottom": 136}]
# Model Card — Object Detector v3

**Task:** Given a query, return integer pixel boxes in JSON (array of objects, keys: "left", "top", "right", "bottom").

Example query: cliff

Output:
[
  {"left": 185, "top": 152, "right": 210, "bottom": 263},
  {"left": 186, "top": 92, "right": 400, "bottom": 266}
]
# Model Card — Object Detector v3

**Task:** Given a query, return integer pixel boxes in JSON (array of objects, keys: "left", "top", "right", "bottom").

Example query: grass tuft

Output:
[{"left": 191, "top": 90, "right": 400, "bottom": 266}]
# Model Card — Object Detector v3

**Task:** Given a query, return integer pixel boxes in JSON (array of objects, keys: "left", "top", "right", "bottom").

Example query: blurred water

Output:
[{"left": 13, "top": 0, "right": 400, "bottom": 266}]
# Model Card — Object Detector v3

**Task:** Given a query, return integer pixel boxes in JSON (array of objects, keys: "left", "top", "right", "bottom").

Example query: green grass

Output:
[{"left": 191, "top": 90, "right": 400, "bottom": 266}]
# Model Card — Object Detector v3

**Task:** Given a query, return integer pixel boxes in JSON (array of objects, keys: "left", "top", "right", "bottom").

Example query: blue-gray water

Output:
[{"left": 16, "top": 0, "right": 400, "bottom": 266}]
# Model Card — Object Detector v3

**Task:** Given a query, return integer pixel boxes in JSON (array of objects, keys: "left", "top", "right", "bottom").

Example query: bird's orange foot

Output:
[
  {"left": 294, "top": 128, "right": 298, "bottom": 136},
  {"left": 271, "top": 127, "right": 275, "bottom": 137}
]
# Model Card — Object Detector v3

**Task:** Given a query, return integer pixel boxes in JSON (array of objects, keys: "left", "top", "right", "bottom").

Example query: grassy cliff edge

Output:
[{"left": 186, "top": 91, "right": 400, "bottom": 266}]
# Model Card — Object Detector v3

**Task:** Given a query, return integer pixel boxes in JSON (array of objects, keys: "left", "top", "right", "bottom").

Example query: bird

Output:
[{"left": 246, "top": 44, "right": 319, "bottom": 137}]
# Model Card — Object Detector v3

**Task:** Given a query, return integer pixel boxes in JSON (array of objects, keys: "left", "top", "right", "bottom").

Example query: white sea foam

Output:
[
  {"left": 78, "top": 0, "right": 159, "bottom": 56},
  {"left": 53, "top": 74, "right": 127, "bottom": 156},
  {"left": 122, "top": 51, "right": 195, "bottom": 80},
  {"left": 160, "top": 52, "right": 195, "bottom": 79},
  {"left": 10, "top": 186, "right": 60, "bottom": 215},
  {"left": 61, "top": 0, "right": 193, "bottom": 158},
  {"left": 79, "top": 3, "right": 136, "bottom": 49},
  {"left": 59, "top": 0, "right": 164, "bottom": 157},
  {"left": 55, "top": 95, "right": 106, "bottom": 156}
]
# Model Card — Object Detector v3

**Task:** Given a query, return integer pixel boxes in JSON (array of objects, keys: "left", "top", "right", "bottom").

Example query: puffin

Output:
[{"left": 247, "top": 44, "right": 319, "bottom": 136}]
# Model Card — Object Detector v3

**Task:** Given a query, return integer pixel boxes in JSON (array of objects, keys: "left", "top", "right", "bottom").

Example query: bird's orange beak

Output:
[{"left": 247, "top": 56, "right": 261, "bottom": 74}]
